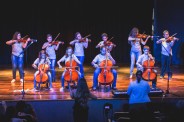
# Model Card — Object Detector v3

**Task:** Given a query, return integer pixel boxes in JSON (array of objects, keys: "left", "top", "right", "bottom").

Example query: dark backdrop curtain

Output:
[
  {"left": 153, "top": 0, "right": 184, "bottom": 65},
  {"left": 0, "top": 0, "right": 154, "bottom": 66}
]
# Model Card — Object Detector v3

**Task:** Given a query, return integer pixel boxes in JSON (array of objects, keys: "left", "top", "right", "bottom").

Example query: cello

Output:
[
  {"left": 64, "top": 56, "right": 79, "bottom": 83},
  {"left": 142, "top": 56, "right": 156, "bottom": 81},
  {"left": 35, "top": 63, "right": 50, "bottom": 83},
  {"left": 98, "top": 48, "right": 114, "bottom": 85}
]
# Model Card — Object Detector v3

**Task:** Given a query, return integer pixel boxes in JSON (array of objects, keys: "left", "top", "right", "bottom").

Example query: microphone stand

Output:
[
  {"left": 18, "top": 41, "right": 35, "bottom": 99},
  {"left": 160, "top": 42, "right": 172, "bottom": 95}
]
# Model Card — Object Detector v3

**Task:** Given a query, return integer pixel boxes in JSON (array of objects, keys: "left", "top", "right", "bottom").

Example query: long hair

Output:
[
  {"left": 38, "top": 50, "right": 47, "bottom": 63},
  {"left": 75, "top": 77, "right": 90, "bottom": 99},
  {"left": 12, "top": 31, "right": 21, "bottom": 40},
  {"left": 65, "top": 46, "right": 73, "bottom": 57},
  {"left": 129, "top": 27, "right": 139, "bottom": 37}
]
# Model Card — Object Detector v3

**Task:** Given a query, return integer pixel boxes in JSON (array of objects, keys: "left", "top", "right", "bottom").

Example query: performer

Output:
[
  {"left": 128, "top": 27, "right": 151, "bottom": 78},
  {"left": 96, "top": 33, "right": 116, "bottom": 53},
  {"left": 136, "top": 45, "right": 157, "bottom": 89},
  {"left": 42, "top": 34, "right": 62, "bottom": 82},
  {"left": 57, "top": 46, "right": 81, "bottom": 92},
  {"left": 32, "top": 50, "right": 53, "bottom": 91},
  {"left": 127, "top": 70, "right": 151, "bottom": 121},
  {"left": 6, "top": 31, "right": 31, "bottom": 83},
  {"left": 91, "top": 46, "right": 117, "bottom": 91},
  {"left": 70, "top": 32, "right": 89, "bottom": 78},
  {"left": 156, "top": 30, "right": 178, "bottom": 80}
]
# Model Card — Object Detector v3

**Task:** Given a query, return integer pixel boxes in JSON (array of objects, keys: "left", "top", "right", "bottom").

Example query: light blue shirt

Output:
[
  {"left": 127, "top": 79, "right": 150, "bottom": 104},
  {"left": 12, "top": 42, "right": 24, "bottom": 57}
]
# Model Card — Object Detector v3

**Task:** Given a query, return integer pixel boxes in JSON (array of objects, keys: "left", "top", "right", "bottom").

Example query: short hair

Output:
[
  {"left": 143, "top": 45, "right": 150, "bottom": 50},
  {"left": 101, "top": 33, "right": 108, "bottom": 38},
  {"left": 163, "top": 30, "right": 169, "bottom": 34},
  {"left": 47, "top": 34, "right": 52, "bottom": 38}
]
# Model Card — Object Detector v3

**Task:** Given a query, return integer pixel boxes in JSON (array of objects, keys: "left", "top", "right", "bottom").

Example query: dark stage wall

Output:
[{"left": 1, "top": 0, "right": 155, "bottom": 66}]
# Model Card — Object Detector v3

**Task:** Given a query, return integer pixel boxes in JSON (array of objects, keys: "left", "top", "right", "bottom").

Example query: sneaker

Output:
[
  {"left": 60, "top": 87, "right": 64, "bottom": 92},
  {"left": 11, "top": 79, "right": 16, "bottom": 83},
  {"left": 33, "top": 88, "right": 39, "bottom": 92},
  {"left": 20, "top": 79, "right": 24, "bottom": 83},
  {"left": 160, "top": 76, "right": 164, "bottom": 79},
  {"left": 129, "top": 75, "right": 133, "bottom": 79},
  {"left": 92, "top": 87, "right": 97, "bottom": 91},
  {"left": 50, "top": 88, "right": 54, "bottom": 91}
]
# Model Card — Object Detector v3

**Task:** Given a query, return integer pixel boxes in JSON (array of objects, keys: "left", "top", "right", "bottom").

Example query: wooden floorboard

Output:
[{"left": 0, "top": 64, "right": 184, "bottom": 101}]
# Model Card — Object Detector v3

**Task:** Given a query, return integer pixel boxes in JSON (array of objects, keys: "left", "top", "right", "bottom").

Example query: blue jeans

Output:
[
  {"left": 130, "top": 51, "right": 142, "bottom": 75},
  {"left": 61, "top": 70, "right": 81, "bottom": 87},
  {"left": 76, "top": 56, "right": 85, "bottom": 78},
  {"left": 33, "top": 71, "right": 52, "bottom": 88},
  {"left": 93, "top": 68, "right": 117, "bottom": 88},
  {"left": 160, "top": 54, "right": 171, "bottom": 77},
  {"left": 11, "top": 55, "right": 24, "bottom": 79},
  {"left": 49, "top": 59, "right": 56, "bottom": 82}
]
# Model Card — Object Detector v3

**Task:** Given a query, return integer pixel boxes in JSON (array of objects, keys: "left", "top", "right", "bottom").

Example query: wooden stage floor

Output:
[{"left": 0, "top": 64, "right": 184, "bottom": 101}]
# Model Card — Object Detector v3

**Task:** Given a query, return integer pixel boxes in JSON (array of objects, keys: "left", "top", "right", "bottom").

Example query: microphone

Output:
[{"left": 30, "top": 39, "right": 37, "bottom": 43}]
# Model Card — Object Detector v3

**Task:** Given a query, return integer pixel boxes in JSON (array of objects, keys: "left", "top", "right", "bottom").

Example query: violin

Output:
[
  {"left": 104, "top": 37, "right": 116, "bottom": 47},
  {"left": 136, "top": 34, "right": 159, "bottom": 39},
  {"left": 50, "top": 41, "right": 64, "bottom": 45},
  {"left": 64, "top": 56, "right": 79, "bottom": 82},
  {"left": 79, "top": 34, "right": 91, "bottom": 43},
  {"left": 18, "top": 35, "right": 37, "bottom": 43},
  {"left": 142, "top": 57, "right": 156, "bottom": 81},
  {"left": 165, "top": 33, "right": 179, "bottom": 43},
  {"left": 35, "top": 63, "right": 49, "bottom": 83}
]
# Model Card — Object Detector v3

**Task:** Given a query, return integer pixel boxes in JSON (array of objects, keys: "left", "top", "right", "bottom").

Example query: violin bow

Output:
[{"left": 52, "top": 33, "right": 60, "bottom": 42}]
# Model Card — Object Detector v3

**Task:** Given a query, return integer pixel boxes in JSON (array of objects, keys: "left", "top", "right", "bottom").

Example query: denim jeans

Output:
[
  {"left": 130, "top": 51, "right": 142, "bottom": 75},
  {"left": 33, "top": 71, "right": 52, "bottom": 88},
  {"left": 93, "top": 68, "right": 117, "bottom": 88},
  {"left": 11, "top": 55, "right": 24, "bottom": 79},
  {"left": 61, "top": 70, "right": 81, "bottom": 87},
  {"left": 76, "top": 56, "right": 85, "bottom": 78},
  {"left": 49, "top": 59, "right": 56, "bottom": 82},
  {"left": 160, "top": 54, "right": 171, "bottom": 77}
]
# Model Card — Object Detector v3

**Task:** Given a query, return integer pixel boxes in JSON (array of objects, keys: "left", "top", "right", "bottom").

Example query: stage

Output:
[
  {"left": 0, "top": 64, "right": 184, "bottom": 100},
  {"left": 0, "top": 64, "right": 184, "bottom": 122}
]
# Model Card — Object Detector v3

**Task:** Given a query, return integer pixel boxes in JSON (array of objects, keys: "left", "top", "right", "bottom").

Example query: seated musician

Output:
[
  {"left": 136, "top": 45, "right": 157, "bottom": 89},
  {"left": 57, "top": 46, "right": 81, "bottom": 92},
  {"left": 32, "top": 50, "right": 53, "bottom": 91},
  {"left": 91, "top": 46, "right": 117, "bottom": 91}
]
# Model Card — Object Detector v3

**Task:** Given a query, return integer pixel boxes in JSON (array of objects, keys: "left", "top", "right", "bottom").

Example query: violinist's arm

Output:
[
  {"left": 83, "top": 39, "right": 88, "bottom": 48},
  {"left": 96, "top": 41, "right": 102, "bottom": 48},
  {"left": 128, "top": 36, "right": 136, "bottom": 44},
  {"left": 156, "top": 39, "right": 162, "bottom": 44},
  {"left": 54, "top": 44, "right": 60, "bottom": 50},
  {"left": 70, "top": 40, "right": 78, "bottom": 45},
  {"left": 6, "top": 40, "right": 17, "bottom": 45},
  {"left": 141, "top": 38, "right": 147, "bottom": 45},
  {"left": 22, "top": 38, "right": 30, "bottom": 48},
  {"left": 42, "top": 42, "right": 51, "bottom": 49}
]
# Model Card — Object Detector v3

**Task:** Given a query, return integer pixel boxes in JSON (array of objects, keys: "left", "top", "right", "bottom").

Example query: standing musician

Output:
[
  {"left": 156, "top": 30, "right": 178, "bottom": 80},
  {"left": 128, "top": 27, "right": 151, "bottom": 79},
  {"left": 42, "top": 34, "right": 63, "bottom": 82},
  {"left": 91, "top": 46, "right": 117, "bottom": 91},
  {"left": 96, "top": 33, "right": 116, "bottom": 53},
  {"left": 32, "top": 50, "right": 53, "bottom": 91},
  {"left": 6, "top": 31, "right": 31, "bottom": 83},
  {"left": 57, "top": 46, "right": 81, "bottom": 92},
  {"left": 136, "top": 45, "right": 157, "bottom": 89},
  {"left": 70, "top": 32, "right": 90, "bottom": 78}
]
